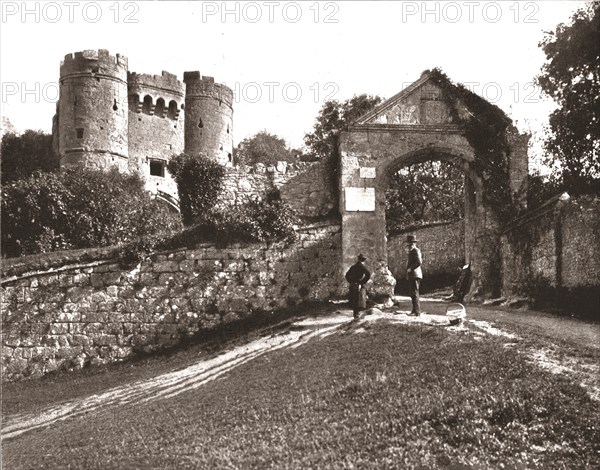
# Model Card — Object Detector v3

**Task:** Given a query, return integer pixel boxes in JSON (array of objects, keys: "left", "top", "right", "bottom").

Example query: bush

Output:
[
  {"left": 1, "top": 167, "right": 181, "bottom": 257},
  {"left": 210, "top": 191, "right": 298, "bottom": 246},
  {"left": 166, "top": 153, "right": 226, "bottom": 226}
]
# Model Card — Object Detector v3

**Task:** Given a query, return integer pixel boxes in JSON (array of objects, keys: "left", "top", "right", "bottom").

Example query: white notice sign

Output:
[
  {"left": 360, "top": 167, "right": 376, "bottom": 179},
  {"left": 345, "top": 187, "right": 376, "bottom": 212}
]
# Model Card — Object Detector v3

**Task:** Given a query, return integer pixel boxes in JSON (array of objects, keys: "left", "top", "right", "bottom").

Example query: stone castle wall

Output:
[
  {"left": 1, "top": 222, "right": 341, "bottom": 381},
  {"left": 501, "top": 195, "right": 600, "bottom": 294},
  {"left": 220, "top": 161, "right": 337, "bottom": 218}
]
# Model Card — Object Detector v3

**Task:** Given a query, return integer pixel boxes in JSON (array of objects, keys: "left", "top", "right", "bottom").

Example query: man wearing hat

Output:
[
  {"left": 345, "top": 254, "right": 371, "bottom": 319},
  {"left": 406, "top": 235, "right": 423, "bottom": 316}
]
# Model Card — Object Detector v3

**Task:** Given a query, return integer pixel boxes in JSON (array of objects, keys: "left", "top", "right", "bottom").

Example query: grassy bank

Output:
[{"left": 4, "top": 319, "right": 599, "bottom": 469}]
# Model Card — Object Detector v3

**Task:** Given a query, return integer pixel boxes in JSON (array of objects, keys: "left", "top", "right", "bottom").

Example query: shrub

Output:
[
  {"left": 1, "top": 167, "right": 181, "bottom": 257},
  {"left": 166, "top": 153, "right": 226, "bottom": 226},
  {"left": 210, "top": 190, "right": 298, "bottom": 246}
]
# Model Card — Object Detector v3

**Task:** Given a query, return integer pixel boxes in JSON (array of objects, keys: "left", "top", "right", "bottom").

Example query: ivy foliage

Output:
[
  {"left": 1, "top": 167, "right": 181, "bottom": 258},
  {"left": 166, "top": 153, "right": 226, "bottom": 226},
  {"left": 428, "top": 68, "right": 516, "bottom": 223}
]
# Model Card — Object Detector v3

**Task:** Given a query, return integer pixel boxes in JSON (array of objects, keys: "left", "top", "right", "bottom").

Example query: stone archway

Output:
[{"left": 338, "top": 71, "right": 529, "bottom": 299}]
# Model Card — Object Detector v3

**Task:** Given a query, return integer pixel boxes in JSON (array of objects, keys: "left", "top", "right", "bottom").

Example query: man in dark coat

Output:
[
  {"left": 406, "top": 235, "right": 423, "bottom": 316},
  {"left": 345, "top": 254, "right": 371, "bottom": 319}
]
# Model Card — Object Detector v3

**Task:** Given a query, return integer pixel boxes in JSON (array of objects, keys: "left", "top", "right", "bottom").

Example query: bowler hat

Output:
[
  {"left": 357, "top": 254, "right": 367, "bottom": 261},
  {"left": 406, "top": 235, "right": 418, "bottom": 243}
]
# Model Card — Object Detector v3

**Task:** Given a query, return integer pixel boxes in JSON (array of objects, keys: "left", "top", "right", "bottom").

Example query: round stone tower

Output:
[
  {"left": 57, "top": 49, "right": 129, "bottom": 170},
  {"left": 183, "top": 72, "right": 233, "bottom": 165}
]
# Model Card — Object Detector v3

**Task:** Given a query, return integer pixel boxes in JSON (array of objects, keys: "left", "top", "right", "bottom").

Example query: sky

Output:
[{"left": 0, "top": 0, "right": 587, "bottom": 168}]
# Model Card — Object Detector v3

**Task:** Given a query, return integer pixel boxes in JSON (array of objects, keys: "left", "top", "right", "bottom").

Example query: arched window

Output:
[
  {"left": 142, "top": 95, "right": 153, "bottom": 115},
  {"left": 168, "top": 100, "right": 178, "bottom": 119},
  {"left": 198, "top": 118, "right": 203, "bottom": 128},
  {"left": 155, "top": 98, "right": 165, "bottom": 118}
]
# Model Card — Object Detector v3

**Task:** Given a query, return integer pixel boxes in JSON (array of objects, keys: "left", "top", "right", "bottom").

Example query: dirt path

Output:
[{"left": 2, "top": 299, "right": 598, "bottom": 441}]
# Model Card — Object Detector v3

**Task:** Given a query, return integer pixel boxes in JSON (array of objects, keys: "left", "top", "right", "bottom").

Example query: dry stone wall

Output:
[{"left": 1, "top": 222, "right": 341, "bottom": 381}]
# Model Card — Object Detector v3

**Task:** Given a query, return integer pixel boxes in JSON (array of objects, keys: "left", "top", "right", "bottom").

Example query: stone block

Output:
[
  {"left": 96, "top": 300, "right": 117, "bottom": 313},
  {"left": 70, "top": 335, "right": 91, "bottom": 347},
  {"left": 179, "top": 259, "right": 194, "bottom": 271},
  {"left": 38, "top": 275, "right": 59, "bottom": 287},
  {"left": 117, "top": 334, "right": 133, "bottom": 347},
  {"left": 103, "top": 272, "right": 123, "bottom": 286},
  {"left": 59, "top": 275, "right": 74, "bottom": 288},
  {"left": 223, "top": 260, "right": 245, "bottom": 272},
  {"left": 153, "top": 261, "right": 179, "bottom": 273},
  {"left": 64, "top": 286, "right": 88, "bottom": 303},
  {"left": 95, "top": 335, "right": 118, "bottom": 347},
  {"left": 48, "top": 323, "right": 70, "bottom": 335},
  {"left": 106, "top": 286, "right": 119, "bottom": 298},
  {"left": 241, "top": 273, "right": 260, "bottom": 287},
  {"left": 90, "top": 274, "right": 104, "bottom": 288},
  {"left": 139, "top": 275, "right": 157, "bottom": 289},
  {"left": 82, "top": 310, "right": 109, "bottom": 323},
  {"left": 83, "top": 322, "right": 104, "bottom": 334}
]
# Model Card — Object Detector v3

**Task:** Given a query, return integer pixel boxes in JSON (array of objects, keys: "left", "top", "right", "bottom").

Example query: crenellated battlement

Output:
[
  {"left": 183, "top": 71, "right": 234, "bottom": 108},
  {"left": 60, "top": 49, "right": 128, "bottom": 81},
  {"left": 128, "top": 71, "right": 185, "bottom": 97}
]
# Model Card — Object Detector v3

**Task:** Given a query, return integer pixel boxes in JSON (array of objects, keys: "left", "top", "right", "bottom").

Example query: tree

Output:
[
  {"left": 167, "top": 153, "right": 226, "bottom": 226},
  {"left": 1, "top": 130, "right": 58, "bottom": 183},
  {"left": 235, "top": 130, "right": 293, "bottom": 165},
  {"left": 304, "top": 94, "right": 382, "bottom": 159},
  {"left": 536, "top": 1, "right": 600, "bottom": 194}
]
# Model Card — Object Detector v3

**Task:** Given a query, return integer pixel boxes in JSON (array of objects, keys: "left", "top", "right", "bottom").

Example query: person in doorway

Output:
[
  {"left": 345, "top": 254, "right": 371, "bottom": 319},
  {"left": 406, "top": 235, "right": 423, "bottom": 316}
]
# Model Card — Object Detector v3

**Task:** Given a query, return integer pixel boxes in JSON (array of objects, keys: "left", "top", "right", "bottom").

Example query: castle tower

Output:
[
  {"left": 127, "top": 71, "right": 185, "bottom": 204},
  {"left": 56, "top": 49, "right": 129, "bottom": 170},
  {"left": 183, "top": 72, "right": 233, "bottom": 165}
]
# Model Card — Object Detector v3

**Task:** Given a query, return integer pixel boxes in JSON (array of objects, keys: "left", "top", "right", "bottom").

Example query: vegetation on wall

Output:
[
  {"left": 428, "top": 68, "right": 516, "bottom": 224},
  {"left": 1, "top": 167, "right": 181, "bottom": 258}
]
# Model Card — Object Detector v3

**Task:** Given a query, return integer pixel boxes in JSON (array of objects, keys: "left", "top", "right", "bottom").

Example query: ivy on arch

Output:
[{"left": 428, "top": 68, "right": 516, "bottom": 223}]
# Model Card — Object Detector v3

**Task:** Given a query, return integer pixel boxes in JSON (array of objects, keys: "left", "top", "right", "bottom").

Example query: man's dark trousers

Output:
[{"left": 409, "top": 278, "right": 420, "bottom": 314}]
